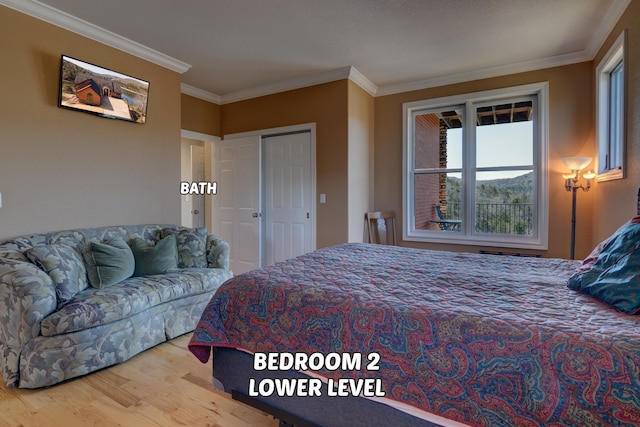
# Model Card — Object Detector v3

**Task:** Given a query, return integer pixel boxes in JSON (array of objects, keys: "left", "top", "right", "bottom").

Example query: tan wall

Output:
[
  {"left": 374, "top": 62, "right": 595, "bottom": 259},
  {"left": 181, "top": 94, "right": 221, "bottom": 136},
  {"left": 221, "top": 81, "right": 349, "bottom": 248},
  {"left": 592, "top": 1, "right": 640, "bottom": 245},
  {"left": 347, "top": 80, "right": 375, "bottom": 242},
  {"left": 0, "top": 6, "right": 182, "bottom": 239}
]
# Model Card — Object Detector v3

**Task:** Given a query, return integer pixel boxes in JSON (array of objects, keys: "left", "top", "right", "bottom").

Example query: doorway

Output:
[{"left": 180, "top": 130, "right": 219, "bottom": 230}]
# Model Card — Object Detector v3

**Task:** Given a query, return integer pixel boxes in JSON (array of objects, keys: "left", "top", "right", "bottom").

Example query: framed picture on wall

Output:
[{"left": 58, "top": 55, "right": 150, "bottom": 124}]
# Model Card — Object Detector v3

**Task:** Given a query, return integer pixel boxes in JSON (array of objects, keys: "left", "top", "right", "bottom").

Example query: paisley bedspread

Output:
[{"left": 189, "top": 243, "right": 640, "bottom": 426}]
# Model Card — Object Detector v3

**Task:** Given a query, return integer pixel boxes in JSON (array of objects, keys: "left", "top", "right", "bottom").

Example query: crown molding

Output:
[
  {"left": 218, "top": 66, "right": 377, "bottom": 104},
  {"left": 347, "top": 67, "right": 378, "bottom": 96},
  {"left": 0, "top": 0, "right": 191, "bottom": 74},
  {"left": 376, "top": 50, "right": 590, "bottom": 97},
  {"left": 181, "top": 83, "right": 222, "bottom": 104},
  {"left": 180, "top": 66, "right": 376, "bottom": 105},
  {"left": 219, "top": 66, "right": 350, "bottom": 104},
  {"left": 584, "top": 0, "right": 631, "bottom": 57}
]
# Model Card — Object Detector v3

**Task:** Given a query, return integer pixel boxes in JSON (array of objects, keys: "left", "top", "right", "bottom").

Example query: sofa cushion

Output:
[
  {"left": 24, "top": 244, "right": 89, "bottom": 305},
  {"left": 40, "top": 268, "right": 232, "bottom": 336},
  {"left": 131, "top": 235, "right": 179, "bottom": 276},
  {"left": 161, "top": 227, "right": 208, "bottom": 268},
  {"left": 84, "top": 237, "right": 135, "bottom": 288}
]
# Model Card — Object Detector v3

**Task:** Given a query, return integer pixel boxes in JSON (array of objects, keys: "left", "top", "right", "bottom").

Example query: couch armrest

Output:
[
  {"left": 0, "top": 259, "right": 57, "bottom": 387},
  {"left": 206, "top": 235, "right": 231, "bottom": 271}
]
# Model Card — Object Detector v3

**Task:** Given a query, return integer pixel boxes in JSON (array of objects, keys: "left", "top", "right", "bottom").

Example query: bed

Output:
[{"left": 189, "top": 223, "right": 640, "bottom": 426}]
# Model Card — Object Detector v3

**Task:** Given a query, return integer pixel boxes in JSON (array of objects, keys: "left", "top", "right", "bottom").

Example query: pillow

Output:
[
  {"left": 130, "top": 234, "right": 179, "bottom": 276},
  {"left": 567, "top": 217, "right": 640, "bottom": 314},
  {"left": 576, "top": 215, "right": 640, "bottom": 275},
  {"left": 25, "top": 244, "right": 89, "bottom": 304},
  {"left": 161, "top": 227, "right": 208, "bottom": 268},
  {"left": 84, "top": 237, "right": 135, "bottom": 288}
]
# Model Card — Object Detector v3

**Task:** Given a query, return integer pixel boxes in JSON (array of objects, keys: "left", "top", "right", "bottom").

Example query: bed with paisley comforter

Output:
[{"left": 189, "top": 238, "right": 640, "bottom": 427}]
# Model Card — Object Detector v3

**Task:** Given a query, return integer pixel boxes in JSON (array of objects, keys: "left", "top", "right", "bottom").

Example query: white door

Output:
[
  {"left": 263, "top": 132, "right": 313, "bottom": 265},
  {"left": 190, "top": 145, "right": 205, "bottom": 228},
  {"left": 212, "top": 136, "right": 261, "bottom": 275}
]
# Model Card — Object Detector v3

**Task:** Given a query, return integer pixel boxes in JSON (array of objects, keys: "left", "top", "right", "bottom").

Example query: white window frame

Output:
[
  {"left": 596, "top": 30, "right": 625, "bottom": 182},
  {"left": 402, "top": 82, "right": 549, "bottom": 250}
]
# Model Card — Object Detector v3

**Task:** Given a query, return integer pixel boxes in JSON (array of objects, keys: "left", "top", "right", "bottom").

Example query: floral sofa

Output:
[{"left": 0, "top": 224, "right": 233, "bottom": 388}]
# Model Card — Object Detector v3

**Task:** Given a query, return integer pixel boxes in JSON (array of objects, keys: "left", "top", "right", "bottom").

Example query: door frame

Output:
[
  {"left": 223, "top": 123, "right": 317, "bottom": 255},
  {"left": 189, "top": 143, "right": 206, "bottom": 227}
]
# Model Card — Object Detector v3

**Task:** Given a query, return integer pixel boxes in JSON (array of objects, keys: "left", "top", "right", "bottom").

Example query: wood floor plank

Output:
[
  {"left": 84, "top": 370, "right": 141, "bottom": 408},
  {"left": 180, "top": 372, "right": 214, "bottom": 391},
  {"left": 0, "top": 334, "right": 278, "bottom": 427}
]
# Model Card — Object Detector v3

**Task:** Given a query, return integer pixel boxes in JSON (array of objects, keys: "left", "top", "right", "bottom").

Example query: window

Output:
[
  {"left": 403, "top": 83, "right": 548, "bottom": 249},
  {"left": 596, "top": 30, "right": 625, "bottom": 181}
]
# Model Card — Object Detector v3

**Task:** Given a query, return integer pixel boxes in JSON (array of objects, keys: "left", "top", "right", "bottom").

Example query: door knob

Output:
[
  {"left": 192, "top": 210, "right": 199, "bottom": 215},
  {"left": 252, "top": 212, "right": 259, "bottom": 218}
]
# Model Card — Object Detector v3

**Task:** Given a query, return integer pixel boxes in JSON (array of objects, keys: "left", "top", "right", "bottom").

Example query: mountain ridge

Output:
[{"left": 447, "top": 171, "right": 533, "bottom": 205}]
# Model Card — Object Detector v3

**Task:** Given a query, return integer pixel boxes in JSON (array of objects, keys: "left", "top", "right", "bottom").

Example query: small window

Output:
[{"left": 596, "top": 30, "right": 625, "bottom": 181}]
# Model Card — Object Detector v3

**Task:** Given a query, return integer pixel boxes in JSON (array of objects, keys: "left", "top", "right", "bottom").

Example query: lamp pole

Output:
[
  {"left": 570, "top": 185, "right": 578, "bottom": 260},
  {"left": 564, "top": 167, "right": 594, "bottom": 260},
  {"left": 562, "top": 157, "right": 595, "bottom": 260}
]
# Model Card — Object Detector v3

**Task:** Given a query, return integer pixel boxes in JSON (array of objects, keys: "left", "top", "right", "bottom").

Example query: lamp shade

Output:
[{"left": 562, "top": 156, "right": 592, "bottom": 171}]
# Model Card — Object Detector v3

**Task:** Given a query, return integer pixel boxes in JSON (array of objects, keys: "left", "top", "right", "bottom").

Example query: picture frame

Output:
[{"left": 58, "top": 55, "right": 150, "bottom": 124}]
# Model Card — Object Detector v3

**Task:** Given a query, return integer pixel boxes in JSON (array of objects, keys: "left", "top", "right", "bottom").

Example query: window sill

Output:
[
  {"left": 404, "top": 231, "right": 548, "bottom": 251},
  {"left": 597, "top": 167, "right": 623, "bottom": 182}
]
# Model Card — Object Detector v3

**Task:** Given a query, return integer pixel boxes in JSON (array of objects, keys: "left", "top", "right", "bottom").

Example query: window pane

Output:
[
  {"left": 609, "top": 60, "right": 623, "bottom": 169},
  {"left": 414, "top": 109, "right": 463, "bottom": 170},
  {"left": 475, "top": 170, "right": 533, "bottom": 235},
  {"left": 476, "top": 101, "right": 533, "bottom": 168},
  {"left": 414, "top": 172, "right": 461, "bottom": 232}
]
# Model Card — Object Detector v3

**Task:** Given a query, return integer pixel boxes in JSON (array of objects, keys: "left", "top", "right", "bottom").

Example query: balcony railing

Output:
[{"left": 444, "top": 203, "right": 533, "bottom": 235}]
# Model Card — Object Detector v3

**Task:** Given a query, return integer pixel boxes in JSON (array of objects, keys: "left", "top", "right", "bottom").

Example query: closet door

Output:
[
  {"left": 212, "top": 136, "right": 261, "bottom": 275},
  {"left": 263, "top": 132, "right": 313, "bottom": 266}
]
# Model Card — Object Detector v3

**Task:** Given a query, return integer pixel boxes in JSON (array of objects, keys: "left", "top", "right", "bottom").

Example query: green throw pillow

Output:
[
  {"left": 84, "top": 237, "right": 135, "bottom": 288},
  {"left": 131, "top": 234, "right": 179, "bottom": 277}
]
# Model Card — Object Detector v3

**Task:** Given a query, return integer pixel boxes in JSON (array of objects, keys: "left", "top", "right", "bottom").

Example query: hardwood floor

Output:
[{"left": 0, "top": 334, "right": 279, "bottom": 427}]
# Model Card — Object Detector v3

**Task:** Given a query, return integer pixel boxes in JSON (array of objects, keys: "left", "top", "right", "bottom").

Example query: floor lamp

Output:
[{"left": 562, "top": 157, "right": 595, "bottom": 260}]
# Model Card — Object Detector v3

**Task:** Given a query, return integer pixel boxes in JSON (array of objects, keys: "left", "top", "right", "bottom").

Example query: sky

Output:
[
  {"left": 446, "top": 121, "right": 533, "bottom": 180},
  {"left": 64, "top": 56, "right": 149, "bottom": 87}
]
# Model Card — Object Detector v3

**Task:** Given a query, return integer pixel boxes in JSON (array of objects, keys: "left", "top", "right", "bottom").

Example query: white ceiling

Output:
[{"left": 3, "top": 0, "right": 630, "bottom": 102}]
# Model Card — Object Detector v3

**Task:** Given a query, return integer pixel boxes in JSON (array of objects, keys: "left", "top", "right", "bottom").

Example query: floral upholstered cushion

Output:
[
  {"left": 206, "top": 236, "right": 230, "bottom": 270},
  {"left": 161, "top": 227, "right": 208, "bottom": 268},
  {"left": 40, "top": 268, "right": 230, "bottom": 336},
  {"left": 24, "top": 243, "right": 89, "bottom": 305}
]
